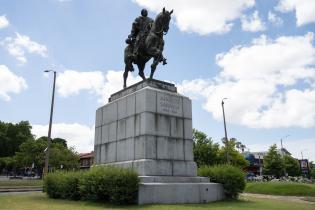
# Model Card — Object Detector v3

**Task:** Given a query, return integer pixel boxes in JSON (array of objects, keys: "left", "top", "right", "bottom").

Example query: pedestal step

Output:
[
  {"left": 138, "top": 182, "right": 224, "bottom": 204},
  {"left": 139, "top": 176, "right": 210, "bottom": 183}
]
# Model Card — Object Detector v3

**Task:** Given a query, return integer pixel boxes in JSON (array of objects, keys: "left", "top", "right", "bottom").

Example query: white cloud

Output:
[
  {"left": 133, "top": 0, "right": 255, "bottom": 35},
  {"left": 0, "top": 65, "right": 27, "bottom": 101},
  {"left": 32, "top": 123, "right": 94, "bottom": 153},
  {"left": 178, "top": 32, "right": 315, "bottom": 128},
  {"left": 0, "top": 15, "right": 9, "bottom": 29},
  {"left": 1, "top": 33, "right": 48, "bottom": 64},
  {"left": 241, "top": 10, "right": 266, "bottom": 32},
  {"left": 276, "top": 0, "right": 315, "bottom": 26},
  {"left": 56, "top": 70, "right": 141, "bottom": 103},
  {"left": 56, "top": 70, "right": 105, "bottom": 97},
  {"left": 268, "top": 11, "right": 283, "bottom": 26}
]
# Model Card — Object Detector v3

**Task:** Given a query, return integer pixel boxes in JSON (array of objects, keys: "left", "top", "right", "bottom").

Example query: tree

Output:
[
  {"left": 14, "top": 137, "right": 79, "bottom": 175},
  {"left": 219, "top": 138, "right": 249, "bottom": 169},
  {"left": 37, "top": 136, "right": 68, "bottom": 148},
  {"left": 193, "top": 129, "right": 248, "bottom": 169},
  {"left": 284, "top": 155, "right": 301, "bottom": 176},
  {"left": 0, "top": 121, "right": 34, "bottom": 157},
  {"left": 52, "top": 138, "right": 67, "bottom": 148},
  {"left": 49, "top": 144, "right": 79, "bottom": 170},
  {"left": 193, "top": 129, "right": 220, "bottom": 167},
  {"left": 15, "top": 138, "right": 46, "bottom": 175},
  {"left": 263, "top": 144, "right": 284, "bottom": 178}
]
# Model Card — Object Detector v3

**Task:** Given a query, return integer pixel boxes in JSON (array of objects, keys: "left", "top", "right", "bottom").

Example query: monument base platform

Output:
[
  {"left": 94, "top": 79, "right": 225, "bottom": 204},
  {"left": 138, "top": 180, "right": 224, "bottom": 204}
]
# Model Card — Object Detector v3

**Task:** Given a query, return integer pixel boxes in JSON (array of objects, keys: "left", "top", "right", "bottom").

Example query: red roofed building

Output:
[{"left": 79, "top": 151, "right": 94, "bottom": 169}]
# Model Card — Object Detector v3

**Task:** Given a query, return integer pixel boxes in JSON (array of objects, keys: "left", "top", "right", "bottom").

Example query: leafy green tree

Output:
[
  {"left": 310, "top": 168, "right": 315, "bottom": 178},
  {"left": 0, "top": 156, "right": 18, "bottom": 174},
  {"left": 49, "top": 143, "right": 80, "bottom": 170},
  {"left": 15, "top": 138, "right": 46, "bottom": 174},
  {"left": 0, "top": 121, "right": 33, "bottom": 157},
  {"left": 219, "top": 138, "right": 249, "bottom": 169},
  {"left": 263, "top": 144, "right": 284, "bottom": 177},
  {"left": 193, "top": 129, "right": 220, "bottom": 167},
  {"left": 193, "top": 129, "right": 248, "bottom": 169},
  {"left": 284, "top": 155, "right": 301, "bottom": 176},
  {"left": 52, "top": 138, "right": 67, "bottom": 148},
  {"left": 14, "top": 137, "right": 79, "bottom": 174},
  {"left": 37, "top": 136, "right": 68, "bottom": 148}
]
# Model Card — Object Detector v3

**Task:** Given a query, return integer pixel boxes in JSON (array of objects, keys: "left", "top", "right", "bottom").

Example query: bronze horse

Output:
[{"left": 123, "top": 8, "right": 173, "bottom": 88}]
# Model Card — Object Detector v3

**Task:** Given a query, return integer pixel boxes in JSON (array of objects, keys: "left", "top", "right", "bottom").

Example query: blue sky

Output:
[{"left": 0, "top": 0, "right": 314, "bottom": 161}]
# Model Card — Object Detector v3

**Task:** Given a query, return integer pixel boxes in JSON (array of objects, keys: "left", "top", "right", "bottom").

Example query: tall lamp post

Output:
[
  {"left": 280, "top": 134, "right": 290, "bottom": 177},
  {"left": 44, "top": 70, "right": 56, "bottom": 176},
  {"left": 221, "top": 98, "right": 229, "bottom": 164}
]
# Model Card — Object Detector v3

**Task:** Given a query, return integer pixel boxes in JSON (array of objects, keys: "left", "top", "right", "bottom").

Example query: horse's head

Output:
[{"left": 155, "top": 7, "right": 173, "bottom": 34}]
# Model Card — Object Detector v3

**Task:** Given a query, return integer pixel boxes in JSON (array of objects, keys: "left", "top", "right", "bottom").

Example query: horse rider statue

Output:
[
  {"left": 123, "top": 8, "right": 173, "bottom": 88},
  {"left": 126, "top": 9, "right": 153, "bottom": 59}
]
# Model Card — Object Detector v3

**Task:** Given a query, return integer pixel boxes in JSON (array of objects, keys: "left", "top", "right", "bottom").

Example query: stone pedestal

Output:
[{"left": 94, "top": 79, "right": 224, "bottom": 204}]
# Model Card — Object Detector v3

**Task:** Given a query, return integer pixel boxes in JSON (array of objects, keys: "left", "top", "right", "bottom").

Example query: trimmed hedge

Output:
[
  {"left": 79, "top": 166, "right": 139, "bottom": 204},
  {"left": 44, "top": 171, "right": 82, "bottom": 200},
  {"left": 44, "top": 166, "right": 139, "bottom": 204},
  {"left": 198, "top": 164, "right": 246, "bottom": 199}
]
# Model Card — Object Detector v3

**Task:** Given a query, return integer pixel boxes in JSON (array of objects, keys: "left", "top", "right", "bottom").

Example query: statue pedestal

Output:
[{"left": 94, "top": 79, "right": 224, "bottom": 204}]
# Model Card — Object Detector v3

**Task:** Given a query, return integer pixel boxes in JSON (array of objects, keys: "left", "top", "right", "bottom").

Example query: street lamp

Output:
[
  {"left": 280, "top": 134, "right": 290, "bottom": 177},
  {"left": 44, "top": 70, "right": 56, "bottom": 177},
  {"left": 221, "top": 98, "right": 229, "bottom": 164}
]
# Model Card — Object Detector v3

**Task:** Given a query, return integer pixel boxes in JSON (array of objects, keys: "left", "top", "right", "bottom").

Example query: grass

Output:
[
  {"left": 245, "top": 182, "right": 315, "bottom": 197},
  {"left": 0, "top": 179, "right": 43, "bottom": 188},
  {"left": 0, "top": 193, "right": 314, "bottom": 210}
]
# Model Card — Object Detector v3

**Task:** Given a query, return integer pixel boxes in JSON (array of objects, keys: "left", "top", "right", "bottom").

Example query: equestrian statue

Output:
[{"left": 123, "top": 8, "right": 173, "bottom": 88}]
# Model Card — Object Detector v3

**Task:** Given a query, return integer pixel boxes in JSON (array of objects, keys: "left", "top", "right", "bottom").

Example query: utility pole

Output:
[
  {"left": 44, "top": 70, "right": 56, "bottom": 177},
  {"left": 221, "top": 98, "right": 229, "bottom": 164}
]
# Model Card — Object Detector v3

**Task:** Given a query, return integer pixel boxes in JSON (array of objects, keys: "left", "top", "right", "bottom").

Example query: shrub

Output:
[
  {"left": 44, "top": 166, "right": 139, "bottom": 205},
  {"left": 44, "top": 171, "right": 82, "bottom": 200},
  {"left": 79, "top": 166, "right": 139, "bottom": 204},
  {"left": 198, "top": 164, "right": 246, "bottom": 199}
]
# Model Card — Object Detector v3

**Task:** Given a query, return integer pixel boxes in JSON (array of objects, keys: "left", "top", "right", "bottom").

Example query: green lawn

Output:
[
  {"left": 0, "top": 193, "right": 313, "bottom": 210},
  {"left": 245, "top": 182, "right": 315, "bottom": 197},
  {"left": 0, "top": 179, "right": 43, "bottom": 188}
]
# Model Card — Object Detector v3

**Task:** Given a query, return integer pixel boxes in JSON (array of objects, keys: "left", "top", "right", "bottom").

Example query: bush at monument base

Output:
[
  {"left": 44, "top": 166, "right": 139, "bottom": 204},
  {"left": 44, "top": 171, "right": 82, "bottom": 200},
  {"left": 80, "top": 166, "right": 139, "bottom": 204},
  {"left": 198, "top": 164, "right": 246, "bottom": 199}
]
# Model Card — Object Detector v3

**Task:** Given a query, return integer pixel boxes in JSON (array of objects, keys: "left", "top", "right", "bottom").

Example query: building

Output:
[
  {"left": 243, "top": 148, "right": 292, "bottom": 176},
  {"left": 79, "top": 152, "right": 94, "bottom": 170}
]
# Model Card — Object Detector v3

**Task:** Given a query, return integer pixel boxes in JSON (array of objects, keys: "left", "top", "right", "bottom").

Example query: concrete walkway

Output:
[{"left": 243, "top": 193, "right": 315, "bottom": 205}]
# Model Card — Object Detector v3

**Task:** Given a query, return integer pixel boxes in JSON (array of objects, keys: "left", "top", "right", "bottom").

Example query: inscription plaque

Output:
[{"left": 157, "top": 92, "right": 182, "bottom": 117}]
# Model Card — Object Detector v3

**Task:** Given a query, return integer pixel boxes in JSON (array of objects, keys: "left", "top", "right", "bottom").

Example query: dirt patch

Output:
[{"left": 242, "top": 193, "right": 315, "bottom": 205}]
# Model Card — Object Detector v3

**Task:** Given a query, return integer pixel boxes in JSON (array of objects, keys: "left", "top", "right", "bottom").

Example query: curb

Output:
[{"left": 0, "top": 187, "right": 42, "bottom": 193}]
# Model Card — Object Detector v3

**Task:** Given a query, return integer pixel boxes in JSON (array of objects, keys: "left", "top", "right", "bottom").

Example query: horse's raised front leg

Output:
[
  {"left": 123, "top": 62, "right": 134, "bottom": 88},
  {"left": 123, "top": 69, "right": 128, "bottom": 89},
  {"left": 137, "top": 62, "right": 146, "bottom": 80},
  {"left": 150, "top": 56, "right": 159, "bottom": 79}
]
